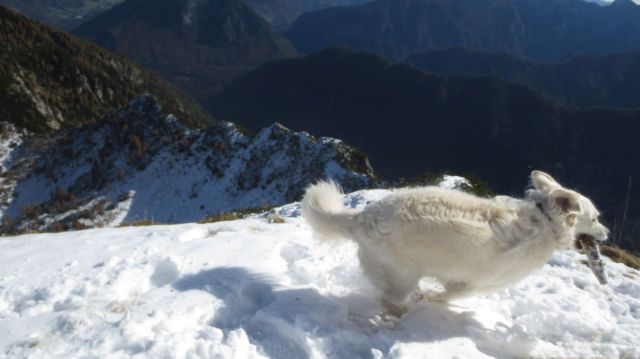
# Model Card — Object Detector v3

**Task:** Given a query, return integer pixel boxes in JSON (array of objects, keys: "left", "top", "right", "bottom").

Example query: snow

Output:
[
  {"left": 0, "top": 124, "right": 23, "bottom": 172},
  {"left": 1, "top": 189, "right": 639, "bottom": 358},
  {"left": 0, "top": 123, "right": 25, "bottom": 219},
  {"left": 438, "top": 175, "right": 470, "bottom": 190}
]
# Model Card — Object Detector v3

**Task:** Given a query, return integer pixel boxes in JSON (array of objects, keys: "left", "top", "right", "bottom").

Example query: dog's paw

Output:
[
  {"left": 408, "top": 290, "right": 426, "bottom": 303},
  {"left": 370, "top": 313, "right": 401, "bottom": 330}
]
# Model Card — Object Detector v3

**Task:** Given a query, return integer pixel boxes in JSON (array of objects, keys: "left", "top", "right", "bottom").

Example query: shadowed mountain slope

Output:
[
  {"left": 211, "top": 48, "right": 640, "bottom": 246},
  {"left": 406, "top": 48, "right": 640, "bottom": 108},
  {"left": 75, "top": 0, "right": 296, "bottom": 103},
  {"left": 0, "top": 0, "right": 124, "bottom": 30},
  {"left": 0, "top": 5, "right": 210, "bottom": 133},
  {"left": 245, "top": 0, "right": 368, "bottom": 29},
  {"left": 285, "top": 0, "right": 640, "bottom": 61}
]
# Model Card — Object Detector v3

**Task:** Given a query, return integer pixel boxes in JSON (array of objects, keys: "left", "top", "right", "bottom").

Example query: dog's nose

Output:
[{"left": 598, "top": 231, "right": 608, "bottom": 242}]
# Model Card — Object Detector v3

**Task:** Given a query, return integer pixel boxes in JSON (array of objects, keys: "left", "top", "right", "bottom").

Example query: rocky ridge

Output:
[{"left": 0, "top": 95, "right": 376, "bottom": 233}]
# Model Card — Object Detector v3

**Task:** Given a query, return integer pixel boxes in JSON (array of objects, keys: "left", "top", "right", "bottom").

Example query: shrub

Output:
[
  {"left": 54, "top": 187, "right": 75, "bottom": 202},
  {"left": 128, "top": 134, "right": 143, "bottom": 158},
  {"left": 402, "top": 171, "right": 494, "bottom": 197},
  {"left": 51, "top": 222, "right": 65, "bottom": 232},
  {"left": 96, "top": 200, "right": 106, "bottom": 215},
  {"left": 72, "top": 220, "right": 87, "bottom": 231},
  {"left": 0, "top": 218, "right": 15, "bottom": 235},
  {"left": 21, "top": 203, "right": 41, "bottom": 219}
]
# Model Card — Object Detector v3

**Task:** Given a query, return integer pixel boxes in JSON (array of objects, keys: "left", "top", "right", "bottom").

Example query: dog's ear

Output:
[
  {"left": 550, "top": 188, "right": 582, "bottom": 214},
  {"left": 531, "top": 170, "right": 562, "bottom": 192}
]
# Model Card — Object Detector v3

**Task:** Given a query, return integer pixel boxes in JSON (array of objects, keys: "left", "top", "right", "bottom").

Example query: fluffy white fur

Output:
[{"left": 302, "top": 171, "right": 608, "bottom": 307}]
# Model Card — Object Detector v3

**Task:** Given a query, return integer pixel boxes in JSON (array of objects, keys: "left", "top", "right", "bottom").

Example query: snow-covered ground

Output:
[{"left": 1, "top": 189, "right": 639, "bottom": 359}]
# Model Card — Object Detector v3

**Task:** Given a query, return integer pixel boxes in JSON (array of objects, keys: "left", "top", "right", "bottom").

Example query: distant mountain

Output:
[
  {"left": 584, "top": 0, "right": 611, "bottom": 5},
  {"left": 406, "top": 48, "right": 640, "bottom": 108},
  {"left": 210, "top": 48, "right": 640, "bottom": 246},
  {"left": 0, "top": 6, "right": 209, "bottom": 133},
  {"left": 0, "top": 95, "right": 375, "bottom": 233},
  {"left": 0, "top": 0, "right": 123, "bottom": 30},
  {"left": 75, "top": 0, "right": 297, "bottom": 104},
  {"left": 245, "top": 0, "right": 368, "bottom": 29},
  {"left": 285, "top": 0, "right": 640, "bottom": 61}
]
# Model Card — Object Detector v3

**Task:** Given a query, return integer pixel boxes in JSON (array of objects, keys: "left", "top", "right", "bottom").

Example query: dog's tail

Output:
[{"left": 301, "top": 180, "right": 358, "bottom": 240}]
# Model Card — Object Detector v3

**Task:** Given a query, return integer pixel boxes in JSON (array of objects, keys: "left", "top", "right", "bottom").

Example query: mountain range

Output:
[
  {"left": 2, "top": 2, "right": 640, "bottom": 354},
  {"left": 210, "top": 47, "right": 640, "bottom": 249},
  {"left": 0, "top": 95, "right": 375, "bottom": 233},
  {"left": 3, "top": 0, "right": 640, "bottom": 250},
  {"left": 286, "top": 0, "right": 640, "bottom": 61},
  {"left": 0, "top": 6, "right": 375, "bottom": 234},
  {"left": 0, "top": 5, "right": 209, "bottom": 133},
  {"left": 245, "top": 0, "right": 368, "bottom": 29},
  {"left": 74, "top": 0, "right": 297, "bottom": 104},
  {"left": 0, "top": 0, "right": 368, "bottom": 31},
  {"left": 0, "top": 0, "right": 124, "bottom": 30},
  {"left": 406, "top": 48, "right": 640, "bottom": 108}
]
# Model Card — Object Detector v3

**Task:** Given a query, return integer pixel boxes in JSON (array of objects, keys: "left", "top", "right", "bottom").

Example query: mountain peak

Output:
[
  {"left": 611, "top": 0, "right": 637, "bottom": 7},
  {"left": 75, "top": 0, "right": 295, "bottom": 103},
  {"left": 76, "top": 0, "right": 294, "bottom": 51}
]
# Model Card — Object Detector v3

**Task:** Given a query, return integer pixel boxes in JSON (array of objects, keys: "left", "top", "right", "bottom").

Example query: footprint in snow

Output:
[
  {"left": 150, "top": 258, "right": 180, "bottom": 287},
  {"left": 279, "top": 243, "right": 310, "bottom": 262}
]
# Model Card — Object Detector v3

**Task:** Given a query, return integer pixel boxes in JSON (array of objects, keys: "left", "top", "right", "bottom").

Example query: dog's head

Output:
[{"left": 530, "top": 170, "right": 609, "bottom": 245}]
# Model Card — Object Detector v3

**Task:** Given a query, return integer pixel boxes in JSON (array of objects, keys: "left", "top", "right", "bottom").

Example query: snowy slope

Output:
[
  {"left": 0, "top": 123, "right": 25, "bottom": 219},
  {"left": 1, "top": 188, "right": 639, "bottom": 359},
  {"left": 0, "top": 95, "right": 375, "bottom": 233}
]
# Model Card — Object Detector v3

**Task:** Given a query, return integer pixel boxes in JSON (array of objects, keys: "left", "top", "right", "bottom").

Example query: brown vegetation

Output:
[{"left": 601, "top": 245, "right": 640, "bottom": 270}]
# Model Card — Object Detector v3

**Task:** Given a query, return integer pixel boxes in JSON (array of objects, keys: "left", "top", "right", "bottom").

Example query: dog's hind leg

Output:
[{"left": 358, "top": 248, "right": 420, "bottom": 312}]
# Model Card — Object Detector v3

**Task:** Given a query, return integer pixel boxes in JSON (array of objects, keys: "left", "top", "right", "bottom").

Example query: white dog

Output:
[{"left": 302, "top": 171, "right": 608, "bottom": 308}]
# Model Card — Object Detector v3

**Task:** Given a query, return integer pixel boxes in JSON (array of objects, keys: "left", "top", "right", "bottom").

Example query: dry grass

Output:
[
  {"left": 198, "top": 206, "right": 276, "bottom": 224},
  {"left": 198, "top": 212, "right": 244, "bottom": 224},
  {"left": 118, "top": 219, "right": 161, "bottom": 227},
  {"left": 600, "top": 245, "right": 640, "bottom": 270},
  {"left": 51, "top": 222, "right": 65, "bottom": 232},
  {"left": 269, "top": 212, "right": 285, "bottom": 224}
]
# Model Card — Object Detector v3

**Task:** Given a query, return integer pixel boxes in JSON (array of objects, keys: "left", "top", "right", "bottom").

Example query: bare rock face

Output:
[{"left": 0, "top": 95, "right": 376, "bottom": 233}]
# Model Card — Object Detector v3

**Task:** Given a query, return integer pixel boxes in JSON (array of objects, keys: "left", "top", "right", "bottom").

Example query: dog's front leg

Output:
[
  {"left": 427, "top": 281, "right": 473, "bottom": 302},
  {"left": 408, "top": 287, "right": 427, "bottom": 303},
  {"left": 381, "top": 298, "right": 410, "bottom": 318},
  {"left": 381, "top": 286, "right": 426, "bottom": 317}
]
